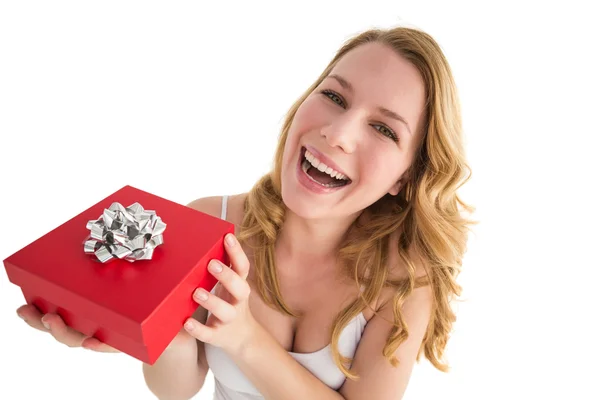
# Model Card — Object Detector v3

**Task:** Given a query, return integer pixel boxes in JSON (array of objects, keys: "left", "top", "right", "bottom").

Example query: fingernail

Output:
[
  {"left": 184, "top": 320, "right": 194, "bottom": 331},
  {"left": 195, "top": 289, "right": 209, "bottom": 302},
  {"left": 82, "top": 342, "right": 95, "bottom": 351},
  {"left": 225, "top": 234, "right": 236, "bottom": 246},
  {"left": 41, "top": 316, "right": 50, "bottom": 329},
  {"left": 209, "top": 260, "right": 223, "bottom": 273},
  {"left": 16, "top": 311, "right": 25, "bottom": 320}
]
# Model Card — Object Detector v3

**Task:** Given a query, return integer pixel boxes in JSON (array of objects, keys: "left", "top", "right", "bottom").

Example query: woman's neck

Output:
[{"left": 276, "top": 208, "right": 361, "bottom": 262}]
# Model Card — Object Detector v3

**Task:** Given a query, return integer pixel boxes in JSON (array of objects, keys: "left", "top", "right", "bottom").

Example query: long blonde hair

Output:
[{"left": 238, "top": 26, "right": 477, "bottom": 380}]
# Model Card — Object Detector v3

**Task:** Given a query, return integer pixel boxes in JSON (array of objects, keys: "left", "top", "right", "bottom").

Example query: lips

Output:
[{"left": 301, "top": 145, "right": 352, "bottom": 182}]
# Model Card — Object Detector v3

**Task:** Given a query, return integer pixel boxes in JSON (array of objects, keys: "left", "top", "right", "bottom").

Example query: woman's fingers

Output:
[
  {"left": 193, "top": 287, "right": 237, "bottom": 323},
  {"left": 208, "top": 260, "right": 251, "bottom": 304},
  {"left": 183, "top": 318, "right": 214, "bottom": 343},
  {"left": 16, "top": 304, "right": 48, "bottom": 332},
  {"left": 81, "top": 337, "right": 120, "bottom": 353},
  {"left": 224, "top": 234, "right": 250, "bottom": 280},
  {"left": 16, "top": 304, "right": 118, "bottom": 352},
  {"left": 41, "top": 313, "right": 87, "bottom": 348}
]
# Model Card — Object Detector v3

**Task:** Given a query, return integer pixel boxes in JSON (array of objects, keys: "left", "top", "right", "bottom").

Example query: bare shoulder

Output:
[
  {"left": 337, "top": 234, "right": 433, "bottom": 399},
  {"left": 374, "top": 230, "right": 431, "bottom": 312},
  {"left": 186, "top": 195, "right": 225, "bottom": 218},
  {"left": 186, "top": 193, "right": 248, "bottom": 230}
]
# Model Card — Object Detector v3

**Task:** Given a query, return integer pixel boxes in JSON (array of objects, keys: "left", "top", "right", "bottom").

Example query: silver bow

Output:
[{"left": 83, "top": 202, "right": 166, "bottom": 263}]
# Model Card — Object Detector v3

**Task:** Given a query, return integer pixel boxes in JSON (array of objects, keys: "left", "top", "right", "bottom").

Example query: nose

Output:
[{"left": 320, "top": 112, "right": 362, "bottom": 153}]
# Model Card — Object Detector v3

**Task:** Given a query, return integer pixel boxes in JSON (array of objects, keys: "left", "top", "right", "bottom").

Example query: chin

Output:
[{"left": 280, "top": 187, "right": 324, "bottom": 220}]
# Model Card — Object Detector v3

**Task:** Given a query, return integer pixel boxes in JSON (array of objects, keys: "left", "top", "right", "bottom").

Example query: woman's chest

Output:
[{"left": 245, "top": 257, "right": 366, "bottom": 354}]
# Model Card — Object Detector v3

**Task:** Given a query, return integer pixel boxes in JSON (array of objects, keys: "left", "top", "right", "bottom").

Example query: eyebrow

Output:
[{"left": 327, "top": 74, "right": 413, "bottom": 136}]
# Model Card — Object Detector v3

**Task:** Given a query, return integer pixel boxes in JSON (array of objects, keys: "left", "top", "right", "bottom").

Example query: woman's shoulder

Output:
[
  {"left": 373, "top": 231, "right": 430, "bottom": 312},
  {"left": 387, "top": 231, "right": 428, "bottom": 280},
  {"left": 186, "top": 192, "right": 248, "bottom": 227}
]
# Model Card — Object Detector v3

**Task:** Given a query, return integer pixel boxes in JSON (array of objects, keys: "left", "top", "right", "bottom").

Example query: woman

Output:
[{"left": 16, "top": 26, "right": 475, "bottom": 399}]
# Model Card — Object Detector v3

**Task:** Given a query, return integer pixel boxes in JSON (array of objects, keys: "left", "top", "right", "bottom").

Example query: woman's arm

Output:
[
  {"left": 337, "top": 284, "right": 433, "bottom": 400},
  {"left": 142, "top": 196, "right": 225, "bottom": 399},
  {"left": 231, "top": 284, "right": 432, "bottom": 400},
  {"left": 233, "top": 321, "right": 346, "bottom": 400},
  {"left": 142, "top": 306, "right": 210, "bottom": 400}
]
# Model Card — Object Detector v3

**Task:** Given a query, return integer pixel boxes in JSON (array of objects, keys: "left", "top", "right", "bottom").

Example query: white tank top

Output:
[{"left": 203, "top": 195, "right": 368, "bottom": 399}]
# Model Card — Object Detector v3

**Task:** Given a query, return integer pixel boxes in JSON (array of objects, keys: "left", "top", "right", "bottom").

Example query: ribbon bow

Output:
[{"left": 83, "top": 202, "right": 166, "bottom": 263}]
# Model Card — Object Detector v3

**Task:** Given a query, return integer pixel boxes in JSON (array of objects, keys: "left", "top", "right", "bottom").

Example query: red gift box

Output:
[{"left": 3, "top": 185, "right": 234, "bottom": 365}]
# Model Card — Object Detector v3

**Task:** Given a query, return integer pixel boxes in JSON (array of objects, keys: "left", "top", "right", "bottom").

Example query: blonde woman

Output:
[{"left": 16, "top": 26, "right": 475, "bottom": 400}]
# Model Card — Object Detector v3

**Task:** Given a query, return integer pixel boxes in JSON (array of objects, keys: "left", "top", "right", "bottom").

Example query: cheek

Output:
[
  {"left": 361, "top": 151, "right": 405, "bottom": 187},
  {"left": 281, "top": 137, "right": 298, "bottom": 169},
  {"left": 282, "top": 98, "right": 327, "bottom": 163},
  {"left": 291, "top": 97, "right": 329, "bottom": 133}
]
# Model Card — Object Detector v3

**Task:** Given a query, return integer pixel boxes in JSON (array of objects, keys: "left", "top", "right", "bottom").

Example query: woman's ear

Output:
[{"left": 388, "top": 175, "right": 406, "bottom": 196}]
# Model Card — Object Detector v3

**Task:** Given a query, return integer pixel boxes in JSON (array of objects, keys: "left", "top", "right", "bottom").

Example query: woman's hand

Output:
[
  {"left": 183, "top": 233, "right": 259, "bottom": 356},
  {"left": 14, "top": 232, "right": 255, "bottom": 356},
  {"left": 16, "top": 305, "right": 203, "bottom": 354},
  {"left": 15, "top": 304, "right": 120, "bottom": 352}
]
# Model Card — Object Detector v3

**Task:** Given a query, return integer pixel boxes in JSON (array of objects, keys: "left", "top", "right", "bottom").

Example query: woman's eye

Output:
[
  {"left": 373, "top": 124, "right": 399, "bottom": 143},
  {"left": 321, "top": 90, "right": 345, "bottom": 107},
  {"left": 321, "top": 89, "right": 399, "bottom": 143}
]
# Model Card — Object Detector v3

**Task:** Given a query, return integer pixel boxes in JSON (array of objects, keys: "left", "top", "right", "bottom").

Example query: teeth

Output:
[{"left": 304, "top": 149, "right": 349, "bottom": 181}]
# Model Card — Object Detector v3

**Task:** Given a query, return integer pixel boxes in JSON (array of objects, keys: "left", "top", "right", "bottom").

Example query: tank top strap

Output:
[{"left": 220, "top": 195, "right": 228, "bottom": 220}]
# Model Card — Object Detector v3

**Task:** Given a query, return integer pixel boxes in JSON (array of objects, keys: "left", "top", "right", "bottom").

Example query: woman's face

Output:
[{"left": 280, "top": 42, "right": 426, "bottom": 220}]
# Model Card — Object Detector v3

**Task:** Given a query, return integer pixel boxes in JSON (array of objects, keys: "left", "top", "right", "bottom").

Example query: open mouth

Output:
[{"left": 299, "top": 146, "right": 351, "bottom": 188}]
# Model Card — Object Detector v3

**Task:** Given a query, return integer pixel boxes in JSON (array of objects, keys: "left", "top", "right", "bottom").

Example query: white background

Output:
[{"left": 1, "top": 1, "right": 598, "bottom": 399}]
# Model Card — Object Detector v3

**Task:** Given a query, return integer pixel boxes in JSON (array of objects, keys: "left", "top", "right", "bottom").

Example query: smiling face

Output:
[{"left": 280, "top": 42, "right": 427, "bottom": 220}]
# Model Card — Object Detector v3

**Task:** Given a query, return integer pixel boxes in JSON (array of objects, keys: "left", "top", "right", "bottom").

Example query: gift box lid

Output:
[{"left": 3, "top": 185, "right": 234, "bottom": 344}]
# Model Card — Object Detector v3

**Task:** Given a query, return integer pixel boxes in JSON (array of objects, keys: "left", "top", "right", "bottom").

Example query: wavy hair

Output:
[{"left": 237, "top": 26, "right": 477, "bottom": 380}]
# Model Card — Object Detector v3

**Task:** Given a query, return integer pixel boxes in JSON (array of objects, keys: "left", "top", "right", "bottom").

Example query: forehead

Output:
[{"left": 327, "top": 42, "right": 426, "bottom": 134}]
